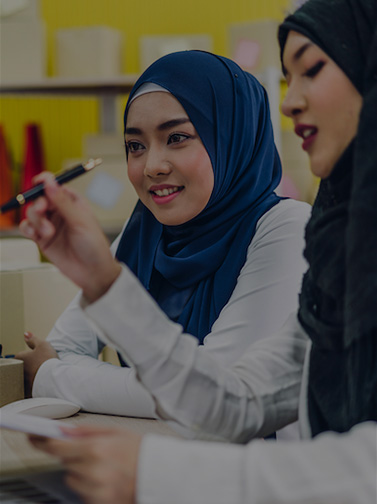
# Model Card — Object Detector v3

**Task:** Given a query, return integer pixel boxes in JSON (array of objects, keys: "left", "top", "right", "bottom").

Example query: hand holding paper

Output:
[{"left": 0, "top": 411, "right": 70, "bottom": 439}]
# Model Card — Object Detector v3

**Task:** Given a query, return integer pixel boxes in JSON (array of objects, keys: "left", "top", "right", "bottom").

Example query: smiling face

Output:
[
  {"left": 125, "top": 92, "right": 214, "bottom": 226},
  {"left": 281, "top": 31, "right": 363, "bottom": 179}
]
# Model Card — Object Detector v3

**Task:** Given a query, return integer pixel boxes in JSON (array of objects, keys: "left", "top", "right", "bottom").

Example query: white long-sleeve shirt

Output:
[
  {"left": 76, "top": 266, "right": 376, "bottom": 504},
  {"left": 34, "top": 199, "right": 310, "bottom": 440}
]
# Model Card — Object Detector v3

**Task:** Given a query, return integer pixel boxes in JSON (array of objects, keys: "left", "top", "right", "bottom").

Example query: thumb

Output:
[
  {"left": 24, "top": 331, "right": 41, "bottom": 349},
  {"left": 43, "top": 178, "right": 82, "bottom": 223}
]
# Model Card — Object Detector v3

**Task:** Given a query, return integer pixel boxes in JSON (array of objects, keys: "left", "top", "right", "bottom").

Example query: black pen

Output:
[{"left": 0, "top": 158, "right": 102, "bottom": 214}]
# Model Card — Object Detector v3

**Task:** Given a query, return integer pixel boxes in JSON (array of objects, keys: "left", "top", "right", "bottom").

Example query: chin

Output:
[
  {"left": 309, "top": 160, "right": 334, "bottom": 180},
  {"left": 155, "top": 215, "right": 187, "bottom": 226}
]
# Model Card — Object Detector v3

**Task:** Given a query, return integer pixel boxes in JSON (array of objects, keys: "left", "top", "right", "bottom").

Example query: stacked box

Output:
[
  {"left": 0, "top": 20, "right": 46, "bottom": 83},
  {"left": 228, "top": 20, "right": 280, "bottom": 74},
  {"left": 55, "top": 26, "right": 123, "bottom": 78},
  {"left": 0, "top": 264, "right": 79, "bottom": 354}
]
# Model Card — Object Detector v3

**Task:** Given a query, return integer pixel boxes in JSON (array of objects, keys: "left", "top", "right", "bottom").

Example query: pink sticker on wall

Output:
[{"left": 233, "top": 39, "right": 261, "bottom": 70}]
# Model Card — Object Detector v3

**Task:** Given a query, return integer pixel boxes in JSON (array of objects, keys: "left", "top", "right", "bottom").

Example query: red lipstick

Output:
[{"left": 295, "top": 124, "right": 318, "bottom": 151}]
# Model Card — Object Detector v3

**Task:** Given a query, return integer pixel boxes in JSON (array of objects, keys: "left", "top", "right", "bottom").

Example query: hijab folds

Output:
[
  {"left": 116, "top": 51, "right": 282, "bottom": 343},
  {"left": 279, "top": 0, "right": 377, "bottom": 436}
]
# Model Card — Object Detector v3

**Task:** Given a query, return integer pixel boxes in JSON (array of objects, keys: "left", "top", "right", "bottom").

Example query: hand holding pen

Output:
[
  {"left": 19, "top": 172, "right": 122, "bottom": 304},
  {"left": 0, "top": 158, "right": 102, "bottom": 214}
]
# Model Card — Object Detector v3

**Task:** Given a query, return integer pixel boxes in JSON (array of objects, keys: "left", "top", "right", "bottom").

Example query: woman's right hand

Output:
[
  {"left": 19, "top": 173, "right": 122, "bottom": 303},
  {"left": 29, "top": 425, "right": 141, "bottom": 504}
]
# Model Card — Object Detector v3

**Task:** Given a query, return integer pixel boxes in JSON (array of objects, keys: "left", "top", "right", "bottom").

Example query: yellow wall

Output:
[
  {"left": 41, "top": 0, "right": 291, "bottom": 74},
  {"left": 0, "top": 0, "right": 291, "bottom": 184}
]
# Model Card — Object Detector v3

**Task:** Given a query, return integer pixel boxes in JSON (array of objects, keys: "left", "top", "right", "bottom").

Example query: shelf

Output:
[
  {"left": 0, "top": 74, "right": 139, "bottom": 132},
  {"left": 0, "top": 69, "right": 283, "bottom": 146},
  {"left": 0, "top": 74, "right": 139, "bottom": 95}
]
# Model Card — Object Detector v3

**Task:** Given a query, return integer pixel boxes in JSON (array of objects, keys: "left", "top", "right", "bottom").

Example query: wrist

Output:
[{"left": 83, "top": 261, "right": 122, "bottom": 303}]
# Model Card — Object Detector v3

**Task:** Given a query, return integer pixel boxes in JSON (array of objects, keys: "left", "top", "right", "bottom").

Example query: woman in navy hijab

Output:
[
  {"left": 117, "top": 50, "right": 297, "bottom": 343},
  {"left": 18, "top": 51, "right": 310, "bottom": 428}
]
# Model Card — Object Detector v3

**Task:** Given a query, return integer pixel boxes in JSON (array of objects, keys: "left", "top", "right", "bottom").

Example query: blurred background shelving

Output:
[{"left": 0, "top": 0, "right": 318, "bottom": 240}]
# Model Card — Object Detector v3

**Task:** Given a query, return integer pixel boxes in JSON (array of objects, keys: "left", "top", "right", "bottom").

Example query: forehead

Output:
[
  {"left": 126, "top": 92, "right": 189, "bottom": 126},
  {"left": 282, "top": 31, "right": 323, "bottom": 68}
]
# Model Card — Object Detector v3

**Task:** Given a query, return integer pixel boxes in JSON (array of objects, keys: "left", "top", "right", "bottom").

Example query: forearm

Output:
[
  {"left": 82, "top": 268, "right": 307, "bottom": 441},
  {"left": 137, "top": 421, "right": 377, "bottom": 504},
  {"left": 33, "top": 357, "right": 156, "bottom": 418}
]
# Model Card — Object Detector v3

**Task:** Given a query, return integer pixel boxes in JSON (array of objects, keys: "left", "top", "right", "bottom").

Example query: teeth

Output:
[
  {"left": 303, "top": 128, "right": 316, "bottom": 139},
  {"left": 154, "top": 187, "right": 180, "bottom": 197}
]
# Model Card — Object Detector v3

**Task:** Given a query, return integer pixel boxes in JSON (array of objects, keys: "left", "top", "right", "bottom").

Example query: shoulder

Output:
[
  {"left": 248, "top": 199, "right": 311, "bottom": 251},
  {"left": 257, "top": 198, "right": 311, "bottom": 230}
]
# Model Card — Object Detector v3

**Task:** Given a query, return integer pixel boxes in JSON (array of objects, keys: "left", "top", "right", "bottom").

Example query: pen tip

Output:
[{"left": 84, "top": 158, "right": 103, "bottom": 171}]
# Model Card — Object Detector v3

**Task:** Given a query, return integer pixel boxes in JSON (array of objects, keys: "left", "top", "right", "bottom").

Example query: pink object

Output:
[
  {"left": 233, "top": 39, "right": 261, "bottom": 69},
  {"left": 277, "top": 175, "right": 300, "bottom": 200}
]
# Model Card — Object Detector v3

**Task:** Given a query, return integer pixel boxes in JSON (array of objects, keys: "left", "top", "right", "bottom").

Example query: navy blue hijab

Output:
[{"left": 116, "top": 50, "right": 282, "bottom": 343}]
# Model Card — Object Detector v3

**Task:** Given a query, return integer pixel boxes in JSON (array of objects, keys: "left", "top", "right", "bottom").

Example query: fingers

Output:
[
  {"left": 19, "top": 173, "right": 55, "bottom": 239},
  {"left": 29, "top": 435, "right": 87, "bottom": 461},
  {"left": 43, "top": 177, "right": 83, "bottom": 222},
  {"left": 60, "top": 425, "right": 120, "bottom": 437},
  {"left": 32, "top": 171, "right": 56, "bottom": 186},
  {"left": 24, "top": 331, "right": 40, "bottom": 350},
  {"left": 20, "top": 197, "right": 55, "bottom": 242}
]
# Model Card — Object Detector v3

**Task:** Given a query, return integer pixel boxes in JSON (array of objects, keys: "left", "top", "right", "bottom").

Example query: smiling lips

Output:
[
  {"left": 295, "top": 124, "right": 318, "bottom": 151},
  {"left": 150, "top": 185, "right": 184, "bottom": 204}
]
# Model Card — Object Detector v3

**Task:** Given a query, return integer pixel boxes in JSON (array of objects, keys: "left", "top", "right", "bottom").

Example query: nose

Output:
[
  {"left": 281, "top": 81, "right": 306, "bottom": 119},
  {"left": 144, "top": 146, "right": 172, "bottom": 178}
]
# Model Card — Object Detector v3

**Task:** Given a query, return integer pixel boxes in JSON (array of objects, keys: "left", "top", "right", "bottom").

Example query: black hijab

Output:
[{"left": 279, "top": 0, "right": 377, "bottom": 436}]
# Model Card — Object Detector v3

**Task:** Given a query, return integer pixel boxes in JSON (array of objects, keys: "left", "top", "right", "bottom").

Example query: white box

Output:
[
  {"left": 64, "top": 156, "right": 138, "bottom": 235},
  {"left": 0, "top": 264, "right": 79, "bottom": 354},
  {"left": 140, "top": 34, "right": 212, "bottom": 71},
  {"left": 0, "top": 0, "right": 40, "bottom": 20},
  {"left": 55, "top": 26, "right": 123, "bottom": 78},
  {"left": 0, "top": 237, "right": 41, "bottom": 267},
  {"left": 228, "top": 20, "right": 280, "bottom": 74},
  {"left": 0, "top": 20, "right": 46, "bottom": 83}
]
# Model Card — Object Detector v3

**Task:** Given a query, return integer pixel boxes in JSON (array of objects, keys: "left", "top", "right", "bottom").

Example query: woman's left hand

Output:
[
  {"left": 29, "top": 425, "right": 142, "bottom": 504},
  {"left": 15, "top": 332, "right": 58, "bottom": 397}
]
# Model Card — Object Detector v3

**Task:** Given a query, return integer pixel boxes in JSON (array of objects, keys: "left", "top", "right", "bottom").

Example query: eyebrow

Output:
[
  {"left": 282, "top": 41, "right": 314, "bottom": 76},
  {"left": 125, "top": 118, "right": 191, "bottom": 136}
]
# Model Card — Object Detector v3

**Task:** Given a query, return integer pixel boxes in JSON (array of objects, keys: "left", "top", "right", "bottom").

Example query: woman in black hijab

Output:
[
  {"left": 21, "top": 0, "right": 377, "bottom": 502},
  {"left": 279, "top": 0, "right": 377, "bottom": 437}
]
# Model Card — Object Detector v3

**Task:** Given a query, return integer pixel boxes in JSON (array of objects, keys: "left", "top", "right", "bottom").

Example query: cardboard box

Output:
[
  {"left": 228, "top": 19, "right": 280, "bottom": 74},
  {"left": 0, "top": 20, "right": 46, "bottom": 83},
  {"left": 55, "top": 26, "right": 123, "bottom": 78},
  {"left": 0, "top": 237, "right": 41, "bottom": 267},
  {"left": 0, "top": 264, "right": 79, "bottom": 355},
  {"left": 140, "top": 34, "right": 212, "bottom": 71},
  {"left": 0, "top": 359, "right": 24, "bottom": 406}
]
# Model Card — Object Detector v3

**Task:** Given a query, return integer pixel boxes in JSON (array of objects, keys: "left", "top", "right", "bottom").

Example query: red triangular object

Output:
[{"left": 0, "top": 124, "right": 17, "bottom": 228}]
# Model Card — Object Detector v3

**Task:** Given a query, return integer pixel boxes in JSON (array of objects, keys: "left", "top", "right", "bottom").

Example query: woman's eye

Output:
[
  {"left": 168, "top": 133, "right": 189, "bottom": 145},
  {"left": 304, "top": 61, "right": 325, "bottom": 78},
  {"left": 127, "top": 141, "right": 144, "bottom": 153}
]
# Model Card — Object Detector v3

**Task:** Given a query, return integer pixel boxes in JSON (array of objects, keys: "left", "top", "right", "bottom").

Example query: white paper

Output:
[{"left": 0, "top": 411, "right": 71, "bottom": 439}]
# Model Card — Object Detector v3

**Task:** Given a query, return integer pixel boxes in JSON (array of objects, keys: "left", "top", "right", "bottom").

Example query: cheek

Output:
[
  {"left": 127, "top": 160, "right": 144, "bottom": 190},
  {"left": 321, "top": 74, "right": 361, "bottom": 139},
  {"left": 189, "top": 150, "right": 214, "bottom": 191}
]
